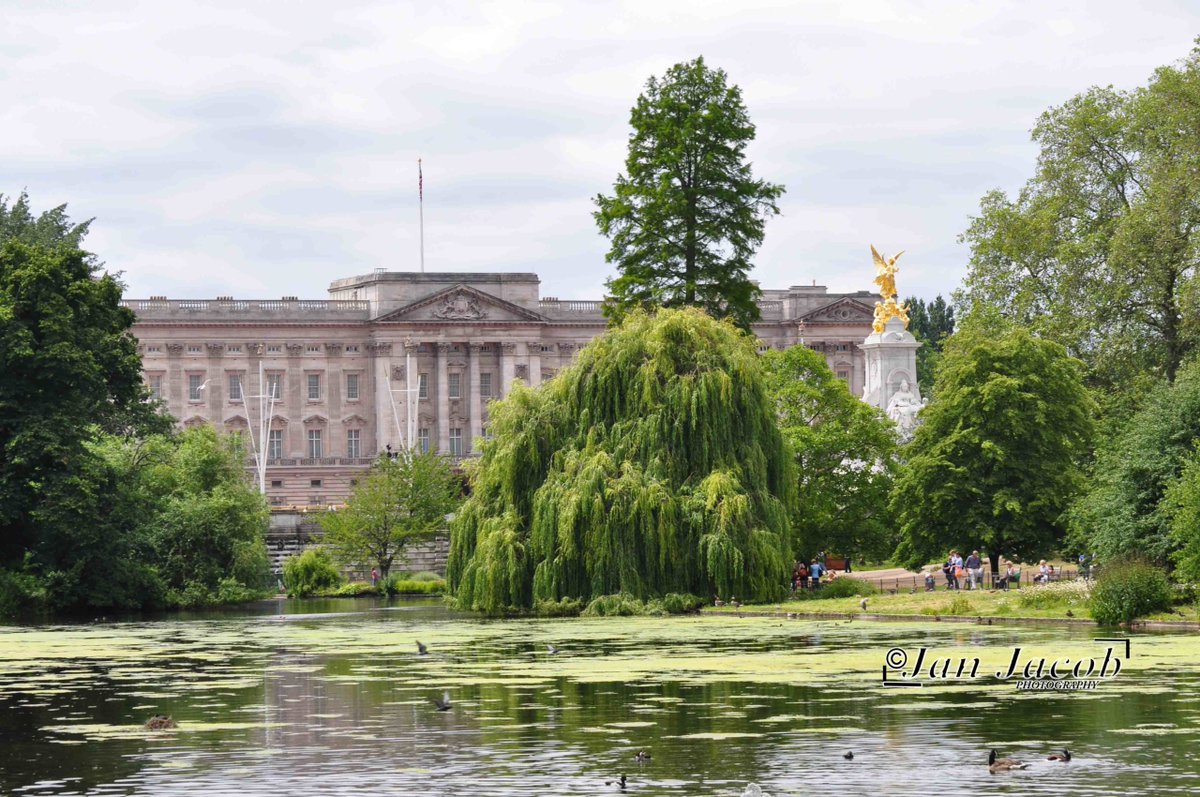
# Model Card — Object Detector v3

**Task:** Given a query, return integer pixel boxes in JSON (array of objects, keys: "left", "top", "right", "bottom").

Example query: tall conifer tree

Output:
[{"left": 594, "top": 58, "right": 784, "bottom": 330}]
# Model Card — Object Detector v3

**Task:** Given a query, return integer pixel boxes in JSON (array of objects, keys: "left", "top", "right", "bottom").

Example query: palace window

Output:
[
  {"left": 448, "top": 372, "right": 461, "bottom": 399},
  {"left": 227, "top": 345, "right": 242, "bottom": 353},
  {"left": 146, "top": 345, "right": 161, "bottom": 353},
  {"left": 310, "top": 479, "right": 322, "bottom": 488},
  {"left": 229, "top": 374, "right": 243, "bottom": 401},
  {"left": 347, "top": 429, "right": 361, "bottom": 459},
  {"left": 418, "top": 373, "right": 429, "bottom": 400},
  {"left": 307, "top": 429, "right": 323, "bottom": 458},
  {"left": 307, "top": 373, "right": 321, "bottom": 400},
  {"left": 480, "top": 373, "right": 492, "bottom": 398},
  {"left": 268, "top": 429, "right": 283, "bottom": 460},
  {"left": 418, "top": 427, "right": 430, "bottom": 454},
  {"left": 346, "top": 373, "right": 359, "bottom": 401},
  {"left": 267, "top": 344, "right": 282, "bottom": 354},
  {"left": 188, "top": 345, "right": 202, "bottom": 354},
  {"left": 306, "top": 345, "right": 321, "bottom": 354},
  {"left": 837, "top": 370, "right": 850, "bottom": 381},
  {"left": 268, "top": 373, "right": 283, "bottom": 400},
  {"left": 149, "top": 374, "right": 163, "bottom": 399},
  {"left": 188, "top": 374, "right": 204, "bottom": 401},
  {"left": 271, "top": 480, "right": 283, "bottom": 489},
  {"left": 345, "top": 344, "right": 359, "bottom": 354},
  {"left": 449, "top": 427, "right": 463, "bottom": 457}
]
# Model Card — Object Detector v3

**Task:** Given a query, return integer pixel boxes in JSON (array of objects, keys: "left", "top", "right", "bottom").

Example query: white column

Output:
[
  {"left": 369, "top": 341, "right": 393, "bottom": 453},
  {"left": 500, "top": 341, "right": 516, "bottom": 397},
  {"left": 437, "top": 341, "right": 450, "bottom": 454},
  {"left": 468, "top": 341, "right": 483, "bottom": 453},
  {"left": 404, "top": 339, "right": 419, "bottom": 451},
  {"left": 527, "top": 340, "right": 542, "bottom": 386}
]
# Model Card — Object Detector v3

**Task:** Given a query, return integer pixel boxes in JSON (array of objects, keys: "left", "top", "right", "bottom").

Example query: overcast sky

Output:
[{"left": 4, "top": 1, "right": 1197, "bottom": 302}]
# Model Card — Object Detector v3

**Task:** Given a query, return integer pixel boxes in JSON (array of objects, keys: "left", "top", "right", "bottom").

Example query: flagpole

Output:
[{"left": 418, "top": 158, "right": 425, "bottom": 273}]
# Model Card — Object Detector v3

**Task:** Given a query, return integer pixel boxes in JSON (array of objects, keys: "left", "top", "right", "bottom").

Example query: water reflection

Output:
[{"left": 1, "top": 601, "right": 1198, "bottom": 795}]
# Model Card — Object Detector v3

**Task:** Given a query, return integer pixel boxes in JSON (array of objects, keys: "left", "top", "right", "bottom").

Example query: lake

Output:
[{"left": 1, "top": 598, "right": 1198, "bottom": 795}]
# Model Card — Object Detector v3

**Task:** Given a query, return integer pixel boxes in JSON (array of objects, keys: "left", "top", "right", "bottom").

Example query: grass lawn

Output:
[{"left": 706, "top": 581, "right": 1200, "bottom": 625}]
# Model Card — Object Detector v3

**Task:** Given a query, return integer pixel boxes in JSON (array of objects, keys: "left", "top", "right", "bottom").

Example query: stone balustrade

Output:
[{"left": 123, "top": 299, "right": 370, "bottom": 321}]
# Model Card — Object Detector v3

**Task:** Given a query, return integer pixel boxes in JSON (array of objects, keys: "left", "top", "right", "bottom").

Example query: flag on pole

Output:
[{"left": 418, "top": 159, "right": 423, "bottom": 202}]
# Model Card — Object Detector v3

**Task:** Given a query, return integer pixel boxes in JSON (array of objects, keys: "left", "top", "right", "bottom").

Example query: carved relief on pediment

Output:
[
  {"left": 803, "top": 300, "right": 875, "bottom": 324},
  {"left": 432, "top": 289, "right": 489, "bottom": 320}
]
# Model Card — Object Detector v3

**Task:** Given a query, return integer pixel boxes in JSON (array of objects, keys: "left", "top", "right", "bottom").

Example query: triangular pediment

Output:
[
  {"left": 799, "top": 297, "right": 876, "bottom": 324},
  {"left": 376, "top": 284, "right": 545, "bottom": 323}
]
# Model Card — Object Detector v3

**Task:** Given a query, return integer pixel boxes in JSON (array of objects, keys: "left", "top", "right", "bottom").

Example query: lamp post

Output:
[{"left": 243, "top": 363, "right": 279, "bottom": 495}]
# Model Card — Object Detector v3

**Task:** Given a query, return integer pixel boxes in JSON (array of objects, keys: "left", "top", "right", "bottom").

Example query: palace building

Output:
[{"left": 127, "top": 270, "right": 877, "bottom": 506}]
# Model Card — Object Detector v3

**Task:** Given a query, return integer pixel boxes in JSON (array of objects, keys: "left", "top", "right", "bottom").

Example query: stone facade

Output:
[{"left": 127, "top": 271, "right": 876, "bottom": 506}]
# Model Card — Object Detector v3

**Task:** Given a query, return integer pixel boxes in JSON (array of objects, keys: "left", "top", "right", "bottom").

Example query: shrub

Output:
[
  {"left": 378, "top": 574, "right": 445, "bottom": 595},
  {"left": 1017, "top": 580, "right": 1090, "bottom": 610},
  {"left": 658, "top": 592, "right": 707, "bottom": 614},
  {"left": 329, "top": 581, "right": 377, "bottom": 597},
  {"left": 0, "top": 566, "right": 45, "bottom": 618},
  {"left": 921, "top": 595, "right": 975, "bottom": 617},
  {"left": 1089, "top": 559, "right": 1173, "bottom": 625},
  {"left": 408, "top": 571, "right": 444, "bottom": 582},
  {"left": 815, "top": 578, "right": 879, "bottom": 599},
  {"left": 283, "top": 549, "right": 343, "bottom": 597},
  {"left": 582, "top": 593, "right": 646, "bottom": 617},
  {"left": 535, "top": 597, "right": 584, "bottom": 617},
  {"left": 945, "top": 595, "right": 974, "bottom": 615}
]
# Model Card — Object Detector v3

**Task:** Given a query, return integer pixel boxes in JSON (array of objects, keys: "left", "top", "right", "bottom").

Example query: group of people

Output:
[
  {"left": 934, "top": 550, "right": 988, "bottom": 590},
  {"left": 791, "top": 553, "right": 831, "bottom": 592},
  {"left": 922, "top": 551, "right": 1069, "bottom": 591}
]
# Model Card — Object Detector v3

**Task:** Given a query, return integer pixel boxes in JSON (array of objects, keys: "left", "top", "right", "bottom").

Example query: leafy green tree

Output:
[
  {"left": 594, "top": 57, "right": 785, "bottom": 330},
  {"left": 892, "top": 328, "right": 1095, "bottom": 575},
  {"left": 761, "top": 345, "right": 897, "bottom": 561},
  {"left": 139, "top": 428, "right": 270, "bottom": 604},
  {"left": 0, "top": 191, "right": 93, "bottom": 253},
  {"left": 320, "top": 451, "right": 462, "bottom": 579},
  {"left": 1164, "top": 445, "right": 1200, "bottom": 582},
  {"left": 958, "top": 41, "right": 1200, "bottom": 392},
  {"left": 1070, "top": 360, "right": 1200, "bottom": 564},
  {"left": 448, "top": 308, "right": 795, "bottom": 613},
  {"left": 0, "top": 196, "right": 158, "bottom": 570}
]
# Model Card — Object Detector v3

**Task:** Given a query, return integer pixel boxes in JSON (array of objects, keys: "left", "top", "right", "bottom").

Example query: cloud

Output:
[{"left": 3, "top": 0, "right": 1197, "bottom": 304}]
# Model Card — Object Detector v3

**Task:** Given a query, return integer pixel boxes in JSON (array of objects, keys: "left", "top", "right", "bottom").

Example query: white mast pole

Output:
[{"left": 418, "top": 158, "right": 425, "bottom": 274}]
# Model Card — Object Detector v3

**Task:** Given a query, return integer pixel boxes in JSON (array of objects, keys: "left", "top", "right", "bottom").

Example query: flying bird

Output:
[{"left": 433, "top": 691, "right": 452, "bottom": 712}]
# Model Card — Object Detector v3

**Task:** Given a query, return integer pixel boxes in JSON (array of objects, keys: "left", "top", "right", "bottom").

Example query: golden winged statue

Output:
[{"left": 870, "top": 244, "right": 909, "bottom": 333}]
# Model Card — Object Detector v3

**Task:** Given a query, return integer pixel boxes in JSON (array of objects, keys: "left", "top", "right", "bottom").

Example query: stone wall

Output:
[{"left": 265, "top": 511, "right": 449, "bottom": 579}]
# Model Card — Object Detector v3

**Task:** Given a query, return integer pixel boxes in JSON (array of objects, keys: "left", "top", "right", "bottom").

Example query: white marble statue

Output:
[{"left": 886, "top": 378, "right": 924, "bottom": 437}]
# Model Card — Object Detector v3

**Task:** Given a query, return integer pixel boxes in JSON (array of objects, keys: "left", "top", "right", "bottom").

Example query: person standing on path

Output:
[
  {"left": 965, "top": 550, "right": 983, "bottom": 590},
  {"left": 810, "top": 559, "right": 824, "bottom": 590}
]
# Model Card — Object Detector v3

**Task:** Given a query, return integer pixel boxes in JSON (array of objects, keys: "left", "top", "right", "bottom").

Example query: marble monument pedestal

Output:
[{"left": 860, "top": 316, "right": 923, "bottom": 426}]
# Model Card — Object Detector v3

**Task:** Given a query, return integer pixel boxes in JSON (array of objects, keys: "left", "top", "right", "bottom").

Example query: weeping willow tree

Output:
[{"left": 448, "top": 308, "right": 796, "bottom": 614}]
